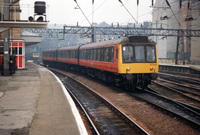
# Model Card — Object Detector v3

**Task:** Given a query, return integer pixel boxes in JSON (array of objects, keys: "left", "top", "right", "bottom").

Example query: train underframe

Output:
[{"left": 43, "top": 60, "right": 157, "bottom": 91}]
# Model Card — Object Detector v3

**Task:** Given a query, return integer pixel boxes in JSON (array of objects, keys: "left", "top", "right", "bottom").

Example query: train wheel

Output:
[
  {"left": 141, "top": 80, "right": 147, "bottom": 90},
  {"left": 125, "top": 80, "right": 136, "bottom": 92}
]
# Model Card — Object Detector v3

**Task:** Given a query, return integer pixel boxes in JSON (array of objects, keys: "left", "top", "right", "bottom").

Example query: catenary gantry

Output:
[{"left": 22, "top": 26, "right": 200, "bottom": 65}]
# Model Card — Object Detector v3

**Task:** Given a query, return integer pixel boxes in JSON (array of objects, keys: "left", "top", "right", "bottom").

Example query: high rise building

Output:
[{"left": 152, "top": 0, "right": 200, "bottom": 64}]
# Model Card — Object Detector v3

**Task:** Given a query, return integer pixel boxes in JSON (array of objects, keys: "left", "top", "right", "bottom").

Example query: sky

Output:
[{"left": 20, "top": 0, "right": 153, "bottom": 26}]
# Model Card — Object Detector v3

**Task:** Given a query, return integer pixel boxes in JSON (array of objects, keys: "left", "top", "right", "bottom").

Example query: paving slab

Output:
[{"left": 0, "top": 63, "right": 87, "bottom": 135}]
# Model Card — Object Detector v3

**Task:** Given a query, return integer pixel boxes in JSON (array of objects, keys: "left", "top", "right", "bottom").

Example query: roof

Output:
[
  {"left": 80, "top": 36, "right": 130, "bottom": 49},
  {"left": 42, "top": 36, "right": 151, "bottom": 52}
]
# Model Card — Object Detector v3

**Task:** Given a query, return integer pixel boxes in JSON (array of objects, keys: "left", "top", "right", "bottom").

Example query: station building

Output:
[
  {"left": 0, "top": 0, "right": 47, "bottom": 71},
  {"left": 152, "top": 0, "right": 200, "bottom": 64}
]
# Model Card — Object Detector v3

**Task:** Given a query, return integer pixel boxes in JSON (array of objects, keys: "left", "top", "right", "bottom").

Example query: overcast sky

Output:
[{"left": 20, "top": 0, "right": 153, "bottom": 26}]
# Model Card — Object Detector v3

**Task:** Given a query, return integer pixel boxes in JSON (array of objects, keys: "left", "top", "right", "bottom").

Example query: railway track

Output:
[
  {"left": 150, "top": 79, "right": 200, "bottom": 109},
  {"left": 131, "top": 89, "right": 200, "bottom": 127},
  {"left": 158, "top": 72, "right": 200, "bottom": 85},
  {"left": 53, "top": 70, "right": 150, "bottom": 135},
  {"left": 156, "top": 78, "right": 200, "bottom": 98}
]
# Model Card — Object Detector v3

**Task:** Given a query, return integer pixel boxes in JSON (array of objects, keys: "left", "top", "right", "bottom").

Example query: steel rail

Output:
[
  {"left": 131, "top": 89, "right": 200, "bottom": 127},
  {"left": 158, "top": 72, "right": 200, "bottom": 85},
  {"left": 62, "top": 78, "right": 100, "bottom": 135},
  {"left": 148, "top": 87, "right": 200, "bottom": 114},
  {"left": 51, "top": 69, "right": 150, "bottom": 135},
  {"left": 66, "top": 75, "right": 150, "bottom": 135},
  {"left": 152, "top": 81, "right": 200, "bottom": 103},
  {"left": 157, "top": 78, "right": 200, "bottom": 94}
]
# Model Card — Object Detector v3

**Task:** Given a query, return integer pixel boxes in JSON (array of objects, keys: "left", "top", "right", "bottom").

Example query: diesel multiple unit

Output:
[{"left": 42, "top": 36, "right": 159, "bottom": 91}]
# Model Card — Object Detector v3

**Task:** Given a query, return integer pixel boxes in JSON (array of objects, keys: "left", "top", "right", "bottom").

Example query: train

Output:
[{"left": 42, "top": 36, "right": 159, "bottom": 91}]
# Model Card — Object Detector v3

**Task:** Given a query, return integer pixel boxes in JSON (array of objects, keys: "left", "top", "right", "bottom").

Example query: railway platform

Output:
[{"left": 0, "top": 63, "right": 87, "bottom": 135}]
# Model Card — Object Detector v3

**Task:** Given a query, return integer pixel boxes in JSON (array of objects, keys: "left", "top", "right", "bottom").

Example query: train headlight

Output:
[{"left": 126, "top": 67, "right": 130, "bottom": 71}]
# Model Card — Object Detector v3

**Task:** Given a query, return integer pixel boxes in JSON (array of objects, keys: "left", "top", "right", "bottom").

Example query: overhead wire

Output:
[{"left": 79, "top": 0, "right": 109, "bottom": 25}]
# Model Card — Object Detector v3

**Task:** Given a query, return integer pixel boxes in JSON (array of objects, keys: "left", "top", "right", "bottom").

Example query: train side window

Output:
[
  {"left": 59, "top": 51, "right": 60, "bottom": 58},
  {"left": 104, "top": 47, "right": 108, "bottom": 62},
  {"left": 93, "top": 49, "right": 97, "bottom": 61},
  {"left": 90, "top": 49, "right": 92, "bottom": 60},
  {"left": 72, "top": 51, "right": 74, "bottom": 58},
  {"left": 75, "top": 50, "right": 78, "bottom": 59},
  {"left": 62, "top": 51, "right": 64, "bottom": 58},
  {"left": 64, "top": 51, "right": 67, "bottom": 58},
  {"left": 89, "top": 49, "right": 92, "bottom": 60},
  {"left": 85, "top": 50, "right": 88, "bottom": 60},
  {"left": 75, "top": 50, "right": 77, "bottom": 59},
  {"left": 69, "top": 50, "right": 71, "bottom": 58},
  {"left": 83, "top": 50, "right": 86, "bottom": 60},
  {"left": 73, "top": 50, "right": 75, "bottom": 58},
  {"left": 80, "top": 50, "right": 83, "bottom": 59},
  {"left": 81, "top": 50, "right": 83, "bottom": 59},
  {"left": 79, "top": 50, "right": 82, "bottom": 59},
  {"left": 116, "top": 49, "right": 118, "bottom": 60},
  {"left": 105, "top": 47, "right": 112, "bottom": 62},
  {"left": 67, "top": 50, "right": 70, "bottom": 58},
  {"left": 74, "top": 50, "right": 76, "bottom": 58},
  {"left": 71, "top": 50, "right": 74, "bottom": 58},
  {"left": 97, "top": 48, "right": 100, "bottom": 61},
  {"left": 110, "top": 47, "right": 114, "bottom": 62},
  {"left": 100, "top": 48, "right": 104, "bottom": 61},
  {"left": 91, "top": 49, "right": 94, "bottom": 60}
]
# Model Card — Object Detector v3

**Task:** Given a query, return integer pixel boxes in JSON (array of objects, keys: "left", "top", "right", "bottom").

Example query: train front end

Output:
[{"left": 117, "top": 36, "right": 159, "bottom": 90}]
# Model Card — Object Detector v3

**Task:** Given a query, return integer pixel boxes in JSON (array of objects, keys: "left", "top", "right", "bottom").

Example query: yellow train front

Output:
[{"left": 116, "top": 36, "right": 158, "bottom": 90}]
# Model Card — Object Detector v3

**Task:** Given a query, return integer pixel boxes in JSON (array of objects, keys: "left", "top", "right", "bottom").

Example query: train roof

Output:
[
  {"left": 58, "top": 45, "right": 80, "bottom": 50},
  {"left": 42, "top": 45, "right": 80, "bottom": 52},
  {"left": 42, "top": 36, "right": 153, "bottom": 52},
  {"left": 80, "top": 36, "right": 130, "bottom": 49},
  {"left": 79, "top": 36, "right": 151, "bottom": 49}
]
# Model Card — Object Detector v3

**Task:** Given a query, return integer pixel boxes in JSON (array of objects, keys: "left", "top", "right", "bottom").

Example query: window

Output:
[
  {"left": 104, "top": 47, "right": 109, "bottom": 62},
  {"left": 93, "top": 49, "right": 97, "bottom": 61},
  {"left": 12, "top": 47, "right": 18, "bottom": 55},
  {"left": 104, "top": 47, "right": 114, "bottom": 62},
  {"left": 135, "top": 46, "right": 145, "bottom": 62},
  {"left": 122, "top": 44, "right": 156, "bottom": 63},
  {"left": 122, "top": 45, "right": 134, "bottom": 63},
  {"left": 97, "top": 48, "right": 101, "bottom": 61},
  {"left": 80, "top": 50, "right": 83, "bottom": 59},
  {"left": 84, "top": 49, "right": 87, "bottom": 60},
  {"left": 146, "top": 46, "right": 156, "bottom": 62},
  {"left": 100, "top": 48, "right": 104, "bottom": 61},
  {"left": 109, "top": 47, "right": 114, "bottom": 62},
  {"left": 116, "top": 49, "right": 118, "bottom": 60},
  {"left": 91, "top": 49, "right": 94, "bottom": 60}
]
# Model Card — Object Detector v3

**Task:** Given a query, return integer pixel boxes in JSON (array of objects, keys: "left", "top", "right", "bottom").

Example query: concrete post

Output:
[{"left": 3, "top": 0, "right": 10, "bottom": 76}]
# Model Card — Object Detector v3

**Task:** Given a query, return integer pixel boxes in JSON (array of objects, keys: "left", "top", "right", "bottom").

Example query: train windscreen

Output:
[{"left": 122, "top": 44, "right": 156, "bottom": 63}]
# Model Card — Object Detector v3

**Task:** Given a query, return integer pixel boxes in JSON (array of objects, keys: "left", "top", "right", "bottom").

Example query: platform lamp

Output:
[{"left": 33, "top": 1, "right": 46, "bottom": 22}]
